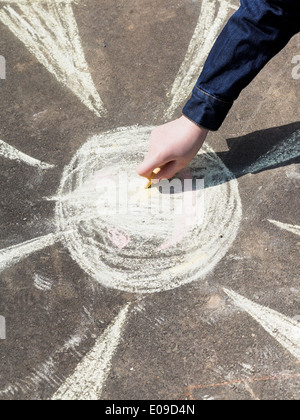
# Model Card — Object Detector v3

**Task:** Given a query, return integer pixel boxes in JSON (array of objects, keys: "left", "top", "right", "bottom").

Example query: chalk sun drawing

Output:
[
  {"left": 55, "top": 125, "right": 242, "bottom": 294},
  {"left": 268, "top": 220, "right": 300, "bottom": 237},
  {"left": 52, "top": 304, "right": 130, "bottom": 400},
  {"left": 0, "top": 0, "right": 274, "bottom": 399},
  {"left": 0, "top": 0, "right": 106, "bottom": 117},
  {"left": 0, "top": 139, "right": 55, "bottom": 170},
  {"left": 224, "top": 289, "right": 300, "bottom": 363},
  {"left": 243, "top": 129, "right": 300, "bottom": 175},
  {"left": 164, "top": 0, "right": 238, "bottom": 118},
  {"left": 0, "top": 233, "right": 60, "bottom": 273},
  {"left": 157, "top": 168, "right": 201, "bottom": 251}
]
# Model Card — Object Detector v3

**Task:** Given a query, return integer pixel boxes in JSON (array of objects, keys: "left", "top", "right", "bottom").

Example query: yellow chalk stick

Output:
[
  {"left": 144, "top": 167, "right": 161, "bottom": 189},
  {"left": 144, "top": 179, "right": 152, "bottom": 189}
]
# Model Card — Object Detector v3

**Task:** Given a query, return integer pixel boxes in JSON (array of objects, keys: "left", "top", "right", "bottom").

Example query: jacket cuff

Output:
[{"left": 182, "top": 86, "right": 233, "bottom": 131}]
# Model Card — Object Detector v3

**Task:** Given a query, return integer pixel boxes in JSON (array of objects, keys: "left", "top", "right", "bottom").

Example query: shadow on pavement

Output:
[{"left": 194, "top": 121, "right": 300, "bottom": 189}]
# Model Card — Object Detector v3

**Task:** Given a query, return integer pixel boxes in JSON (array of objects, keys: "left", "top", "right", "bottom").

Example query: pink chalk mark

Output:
[{"left": 107, "top": 228, "right": 131, "bottom": 249}]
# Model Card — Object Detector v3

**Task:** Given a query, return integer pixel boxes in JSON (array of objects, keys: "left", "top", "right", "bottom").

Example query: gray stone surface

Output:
[{"left": 0, "top": 0, "right": 299, "bottom": 400}]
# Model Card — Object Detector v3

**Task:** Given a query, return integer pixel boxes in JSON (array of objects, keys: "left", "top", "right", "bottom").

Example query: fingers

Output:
[
  {"left": 136, "top": 154, "right": 163, "bottom": 179},
  {"left": 137, "top": 155, "right": 182, "bottom": 181},
  {"left": 137, "top": 148, "right": 184, "bottom": 182},
  {"left": 153, "top": 160, "right": 182, "bottom": 181}
]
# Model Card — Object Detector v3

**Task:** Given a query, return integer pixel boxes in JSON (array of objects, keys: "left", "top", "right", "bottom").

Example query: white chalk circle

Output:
[{"left": 56, "top": 126, "right": 242, "bottom": 293}]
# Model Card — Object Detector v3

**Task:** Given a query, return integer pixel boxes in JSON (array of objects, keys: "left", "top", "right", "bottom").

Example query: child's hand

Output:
[{"left": 136, "top": 116, "right": 209, "bottom": 181}]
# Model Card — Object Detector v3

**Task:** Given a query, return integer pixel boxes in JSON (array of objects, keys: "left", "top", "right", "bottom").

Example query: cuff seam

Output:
[{"left": 195, "top": 86, "right": 233, "bottom": 105}]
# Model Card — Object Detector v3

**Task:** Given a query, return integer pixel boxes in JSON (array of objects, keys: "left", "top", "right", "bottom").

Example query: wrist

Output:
[{"left": 180, "top": 114, "right": 209, "bottom": 135}]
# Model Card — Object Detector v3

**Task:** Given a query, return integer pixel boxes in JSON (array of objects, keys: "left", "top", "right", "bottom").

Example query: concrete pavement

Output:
[{"left": 0, "top": 0, "right": 299, "bottom": 400}]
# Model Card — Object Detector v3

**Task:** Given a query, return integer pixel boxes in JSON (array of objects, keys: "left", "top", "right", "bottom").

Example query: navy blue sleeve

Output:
[{"left": 183, "top": 0, "right": 300, "bottom": 131}]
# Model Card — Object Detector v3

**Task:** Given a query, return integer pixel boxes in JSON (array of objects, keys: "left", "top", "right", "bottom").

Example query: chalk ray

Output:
[
  {"left": 0, "top": 1, "right": 106, "bottom": 117},
  {"left": 244, "top": 130, "right": 300, "bottom": 174},
  {"left": 268, "top": 220, "right": 300, "bottom": 237},
  {"left": 164, "top": 0, "right": 238, "bottom": 119},
  {"left": 224, "top": 288, "right": 300, "bottom": 362},
  {"left": 52, "top": 304, "right": 130, "bottom": 400},
  {"left": 0, "top": 233, "right": 59, "bottom": 273},
  {"left": 0, "top": 139, "right": 55, "bottom": 169}
]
